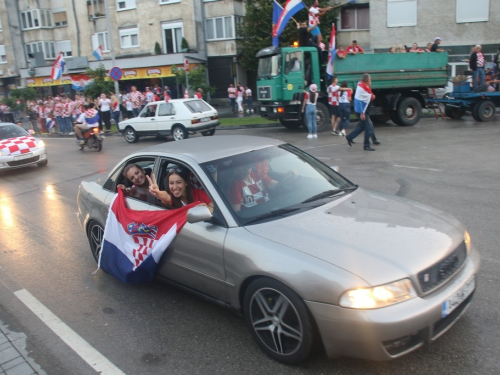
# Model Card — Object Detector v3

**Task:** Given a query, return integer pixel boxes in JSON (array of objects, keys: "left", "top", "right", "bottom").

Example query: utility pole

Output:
[{"left": 103, "top": 0, "right": 119, "bottom": 96}]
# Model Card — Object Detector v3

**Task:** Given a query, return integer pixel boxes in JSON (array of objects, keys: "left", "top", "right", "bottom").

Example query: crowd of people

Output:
[{"left": 227, "top": 82, "right": 253, "bottom": 114}]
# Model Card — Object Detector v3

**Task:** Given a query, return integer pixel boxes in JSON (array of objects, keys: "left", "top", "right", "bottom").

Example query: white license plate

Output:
[
  {"left": 441, "top": 277, "right": 475, "bottom": 318},
  {"left": 14, "top": 153, "right": 33, "bottom": 161},
  {"left": 200, "top": 117, "right": 210, "bottom": 122},
  {"left": 260, "top": 107, "right": 266, "bottom": 112}
]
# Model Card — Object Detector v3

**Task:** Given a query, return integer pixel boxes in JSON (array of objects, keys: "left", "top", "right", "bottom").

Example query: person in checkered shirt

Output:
[{"left": 129, "top": 86, "right": 145, "bottom": 118}]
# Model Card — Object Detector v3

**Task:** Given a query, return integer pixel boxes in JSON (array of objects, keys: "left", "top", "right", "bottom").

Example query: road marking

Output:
[
  {"left": 392, "top": 164, "right": 442, "bottom": 172},
  {"left": 14, "top": 289, "right": 125, "bottom": 375}
]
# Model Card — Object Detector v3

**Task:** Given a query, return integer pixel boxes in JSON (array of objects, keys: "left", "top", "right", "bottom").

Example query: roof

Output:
[
  {"left": 147, "top": 98, "right": 208, "bottom": 106},
  {"left": 141, "top": 135, "right": 286, "bottom": 163}
]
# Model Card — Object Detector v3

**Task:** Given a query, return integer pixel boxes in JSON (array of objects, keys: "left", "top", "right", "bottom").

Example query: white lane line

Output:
[
  {"left": 392, "top": 164, "right": 442, "bottom": 172},
  {"left": 14, "top": 289, "right": 125, "bottom": 375}
]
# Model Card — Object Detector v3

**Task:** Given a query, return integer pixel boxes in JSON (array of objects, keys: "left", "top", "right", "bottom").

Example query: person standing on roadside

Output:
[
  {"left": 110, "top": 94, "right": 121, "bottom": 128},
  {"left": 327, "top": 76, "right": 340, "bottom": 135},
  {"left": 346, "top": 74, "right": 380, "bottom": 151},
  {"left": 245, "top": 85, "right": 254, "bottom": 113},
  {"left": 98, "top": 93, "right": 112, "bottom": 134},
  {"left": 129, "top": 86, "right": 144, "bottom": 117},
  {"left": 337, "top": 81, "right": 353, "bottom": 136},
  {"left": 469, "top": 44, "right": 486, "bottom": 91},
  {"left": 302, "top": 84, "right": 319, "bottom": 139},
  {"left": 228, "top": 83, "right": 237, "bottom": 113},
  {"left": 236, "top": 83, "right": 245, "bottom": 114}
]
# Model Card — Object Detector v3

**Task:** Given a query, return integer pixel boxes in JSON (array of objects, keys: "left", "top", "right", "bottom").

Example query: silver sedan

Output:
[{"left": 77, "top": 135, "right": 480, "bottom": 365}]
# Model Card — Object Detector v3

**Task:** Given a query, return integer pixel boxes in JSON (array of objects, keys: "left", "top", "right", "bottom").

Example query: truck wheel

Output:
[
  {"left": 390, "top": 111, "right": 402, "bottom": 125},
  {"left": 315, "top": 102, "right": 330, "bottom": 132},
  {"left": 476, "top": 100, "right": 496, "bottom": 122},
  {"left": 445, "top": 106, "right": 465, "bottom": 120},
  {"left": 396, "top": 97, "right": 422, "bottom": 126},
  {"left": 372, "top": 113, "right": 391, "bottom": 123},
  {"left": 279, "top": 119, "right": 302, "bottom": 129}
]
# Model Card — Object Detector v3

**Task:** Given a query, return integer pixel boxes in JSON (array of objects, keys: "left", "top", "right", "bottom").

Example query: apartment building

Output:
[
  {"left": 338, "top": 0, "right": 500, "bottom": 74},
  {"left": 0, "top": 0, "right": 245, "bottom": 98}
]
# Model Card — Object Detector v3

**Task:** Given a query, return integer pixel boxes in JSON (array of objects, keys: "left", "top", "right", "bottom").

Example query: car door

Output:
[
  {"left": 152, "top": 158, "right": 229, "bottom": 302},
  {"left": 132, "top": 104, "right": 158, "bottom": 132},
  {"left": 156, "top": 102, "right": 176, "bottom": 134}
]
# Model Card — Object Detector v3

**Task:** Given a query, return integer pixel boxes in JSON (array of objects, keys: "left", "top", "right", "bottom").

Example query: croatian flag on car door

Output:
[{"left": 98, "top": 189, "right": 194, "bottom": 283}]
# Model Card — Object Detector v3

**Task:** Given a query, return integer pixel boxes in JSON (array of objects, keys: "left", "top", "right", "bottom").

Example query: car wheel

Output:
[
  {"left": 37, "top": 159, "right": 48, "bottom": 167},
  {"left": 445, "top": 106, "right": 466, "bottom": 120},
  {"left": 396, "top": 97, "right": 422, "bottom": 126},
  {"left": 124, "top": 126, "right": 139, "bottom": 143},
  {"left": 201, "top": 129, "right": 216, "bottom": 136},
  {"left": 87, "top": 220, "right": 104, "bottom": 262},
  {"left": 172, "top": 125, "right": 188, "bottom": 141},
  {"left": 243, "top": 277, "right": 315, "bottom": 365},
  {"left": 476, "top": 100, "right": 496, "bottom": 122}
]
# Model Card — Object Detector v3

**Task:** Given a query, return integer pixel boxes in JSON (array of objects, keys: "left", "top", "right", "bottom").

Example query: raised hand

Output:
[{"left": 146, "top": 174, "right": 161, "bottom": 198}]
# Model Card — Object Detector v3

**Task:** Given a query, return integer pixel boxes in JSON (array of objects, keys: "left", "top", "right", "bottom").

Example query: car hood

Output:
[
  {"left": 244, "top": 188, "right": 464, "bottom": 286},
  {"left": 0, "top": 135, "right": 42, "bottom": 156}
]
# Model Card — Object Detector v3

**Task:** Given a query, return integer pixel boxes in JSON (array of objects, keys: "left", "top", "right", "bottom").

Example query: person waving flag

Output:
[{"left": 272, "top": 0, "right": 306, "bottom": 42}]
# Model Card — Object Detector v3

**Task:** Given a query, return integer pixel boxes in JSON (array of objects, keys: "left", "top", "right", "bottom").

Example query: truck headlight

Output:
[
  {"left": 464, "top": 230, "right": 471, "bottom": 254},
  {"left": 339, "top": 279, "right": 416, "bottom": 309}
]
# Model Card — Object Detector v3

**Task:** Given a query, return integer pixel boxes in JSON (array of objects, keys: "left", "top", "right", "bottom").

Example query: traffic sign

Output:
[
  {"left": 184, "top": 59, "right": 189, "bottom": 73},
  {"left": 109, "top": 66, "right": 123, "bottom": 81}
]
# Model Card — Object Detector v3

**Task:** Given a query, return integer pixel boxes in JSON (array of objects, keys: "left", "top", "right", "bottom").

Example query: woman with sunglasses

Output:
[{"left": 147, "top": 167, "right": 214, "bottom": 213}]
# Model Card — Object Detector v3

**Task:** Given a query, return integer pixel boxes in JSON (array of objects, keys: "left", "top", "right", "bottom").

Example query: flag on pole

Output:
[
  {"left": 272, "top": 0, "right": 306, "bottom": 41},
  {"left": 93, "top": 45, "right": 104, "bottom": 61},
  {"left": 98, "top": 189, "right": 195, "bottom": 284},
  {"left": 326, "top": 24, "right": 336, "bottom": 80},
  {"left": 50, "top": 52, "right": 65, "bottom": 80},
  {"left": 272, "top": 0, "right": 283, "bottom": 47}
]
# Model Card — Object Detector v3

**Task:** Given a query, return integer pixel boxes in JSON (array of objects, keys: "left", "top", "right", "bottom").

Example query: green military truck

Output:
[{"left": 256, "top": 46, "right": 449, "bottom": 130}]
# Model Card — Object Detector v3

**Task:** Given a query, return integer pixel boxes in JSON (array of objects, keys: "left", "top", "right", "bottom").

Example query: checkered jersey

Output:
[
  {"left": 327, "top": 85, "right": 340, "bottom": 106},
  {"left": 0, "top": 136, "right": 37, "bottom": 156}
]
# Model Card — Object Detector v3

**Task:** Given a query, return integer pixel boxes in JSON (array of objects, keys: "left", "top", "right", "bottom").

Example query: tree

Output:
[
  {"left": 4, "top": 87, "right": 38, "bottom": 111},
  {"left": 172, "top": 65, "right": 215, "bottom": 97},
  {"left": 82, "top": 64, "right": 114, "bottom": 99},
  {"left": 154, "top": 42, "right": 162, "bottom": 55},
  {"left": 237, "top": 0, "right": 339, "bottom": 72}
]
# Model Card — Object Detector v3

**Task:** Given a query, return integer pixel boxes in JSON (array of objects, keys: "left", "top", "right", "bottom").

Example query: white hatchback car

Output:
[{"left": 118, "top": 99, "right": 220, "bottom": 143}]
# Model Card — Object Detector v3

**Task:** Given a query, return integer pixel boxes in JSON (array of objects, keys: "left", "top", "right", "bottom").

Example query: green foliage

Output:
[
  {"left": 3, "top": 87, "right": 39, "bottom": 111},
  {"left": 237, "top": 0, "right": 339, "bottom": 72},
  {"left": 82, "top": 64, "right": 114, "bottom": 99},
  {"left": 154, "top": 42, "right": 162, "bottom": 55},
  {"left": 0, "top": 96, "right": 22, "bottom": 111},
  {"left": 172, "top": 65, "right": 216, "bottom": 96},
  {"left": 181, "top": 37, "right": 189, "bottom": 51}
]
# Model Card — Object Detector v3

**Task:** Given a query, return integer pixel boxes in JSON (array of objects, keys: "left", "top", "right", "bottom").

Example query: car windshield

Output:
[
  {"left": 0, "top": 125, "right": 28, "bottom": 140},
  {"left": 184, "top": 100, "right": 212, "bottom": 113},
  {"left": 201, "top": 144, "right": 356, "bottom": 226},
  {"left": 257, "top": 55, "right": 281, "bottom": 79}
]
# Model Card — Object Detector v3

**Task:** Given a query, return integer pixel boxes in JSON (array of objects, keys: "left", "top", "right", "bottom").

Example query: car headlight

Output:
[
  {"left": 0, "top": 148, "right": 7, "bottom": 156},
  {"left": 339, "top": 279, "right": 416, "bottom": 309},
  {"left": 36, "top": 140, "right": 45, "bottom": 148},
  {"left": 464, "top": 230, "right": 471, "bottom": 254}
]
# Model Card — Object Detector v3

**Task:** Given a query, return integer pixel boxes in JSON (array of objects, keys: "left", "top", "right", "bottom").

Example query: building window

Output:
[
  {"left": 387, "top": 0, "right": 417, "bottom": 27},
  {"left": 56, "top": 40, "right": 72, "bottom": 57},
  {"left": 53, "top": 11, "right": 68, "bottom": 27},
  {"left": 119, "top": 28, "right": 139, "bottom": 48},
  {"left": 339, "top": 5, "right": 369, "bottom": 30},
  {"left": 162, "top": 22, "right": 183, "bottom": 54},
  {"left": 25, "top": 41, "right": 56, "bottom": 60},
  {"left": 20, "top": 10, "right": 53, "bottom": 30},
  {"left": 88, "top": 0, "right": 105, "bottom": 18},
  {"left": 159, "top": 0, "right": 181, "bottom": 5},
  {"left": 0, "top": 16, "right": 3, "bottom": 32},
  {"left": 117, "top": 0, "right": 136, "bottom": 10},
  {"left": 91, "top": 32, "right": 110, "bottom": 52},
  {"left": 0, "top": 45, "right": 6, "bottom": 63},
  {"left": 206, "top": 16, "right": 236, "bottom": 41},
  {"left": 456, "top": 0, "right": 489, "bottom": 23}
]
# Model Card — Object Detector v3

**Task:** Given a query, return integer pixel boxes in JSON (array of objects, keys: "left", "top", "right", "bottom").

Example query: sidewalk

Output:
[{"left": 0, "top": 323, "right": 43, "bottom": 375}]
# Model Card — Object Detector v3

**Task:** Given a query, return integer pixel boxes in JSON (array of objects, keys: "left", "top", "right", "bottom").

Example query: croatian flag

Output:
[
  {"left": 98, "top": 189, "right": 194, "bottom": 283},
  {"left": 93, "top": 45, "right": 104, "bottom": 61},
  {"left": 272, "top": 0, "right": 306, "bottom": 40},
  {"left": 326, "top": 24, "right": 336, "bottom": 79},
  {"left": 50, "top": 52, "right": 65, "bottom": 80},
  {"left": 272, "top": 0, "right": 283, "bottom": 47},
  {"left": 84, "top": 108, "right": 100, "bottom": 125},
  {"left": 354, "top": 81, "right": 374, "bottom": 114}
]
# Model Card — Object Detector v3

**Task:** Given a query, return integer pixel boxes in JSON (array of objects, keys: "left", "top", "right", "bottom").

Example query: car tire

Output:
[
  {"left": 444, "top": 106, "right": 466, "bottom": 120},
  {"left": 201, "top": 129, "right": 216, "bottom": 136},
  {"left": 476, "top": 100, "right": 496, "bottom": 122},
  {"left": 124, "top": 126, "right": 139, "bottom": 143},
  {"left": 87, "top": 220, "right": 104, "bottom": 263},
  {"left": 37, "top": 159, "right": 48, "bottom": 167},
  {"left": 243, "top": 277, "right": 316, "bottom": 365},
  {"left": 396, "top": 97, "right": 422, "bottom": 126},
  {"left": 172, "top": 125, "right": 188, "bottom": 141}
]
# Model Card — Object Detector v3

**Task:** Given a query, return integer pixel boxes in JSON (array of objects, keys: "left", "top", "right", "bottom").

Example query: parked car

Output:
[
  {"left": 77, "top": 136, "right": 480, "bottom": 365},
  {"left": 0, "top": 123, "right": 48, "bottom": 171},
  {"left": 117, "top": 99, "right": 220, "bottom": 143}
]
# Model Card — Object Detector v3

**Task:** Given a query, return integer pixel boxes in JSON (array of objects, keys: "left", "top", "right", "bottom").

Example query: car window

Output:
[
  {"left": 184, "top": 100, "right": 212, "bottom": 113},
  {"left": 114, "top": 157, "right": 156, "bottom": 203},
  {"left": 200, "top": 144, "right": 356, "bottom": 226},
  {"left": 158, "top": 103, "right": 174, "bottom": 116},
  {"left": 139, "top": 105, "right": 156, "bottom": 117},
  {"left": 0, "top": 125, "right": 28, "bottom": 140}
]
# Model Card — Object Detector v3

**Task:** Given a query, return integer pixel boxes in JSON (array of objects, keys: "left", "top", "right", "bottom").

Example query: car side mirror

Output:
[
  {"left": 187, "top": 205, "right": 212, "bottom": 223},
  {"left": 330, "top": 166, "right": 340, "bottom": 173}
]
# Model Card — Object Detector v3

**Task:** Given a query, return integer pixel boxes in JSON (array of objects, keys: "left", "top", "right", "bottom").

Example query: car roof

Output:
[
  {"left": 0, "top": 123, "right": 18, "bottom": 127},
  {"left": 141, "top": 135, "right": 286, "bottom": 163},
  {"left": 147, "top": 99, "right": 209, "bottom": 106}
]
